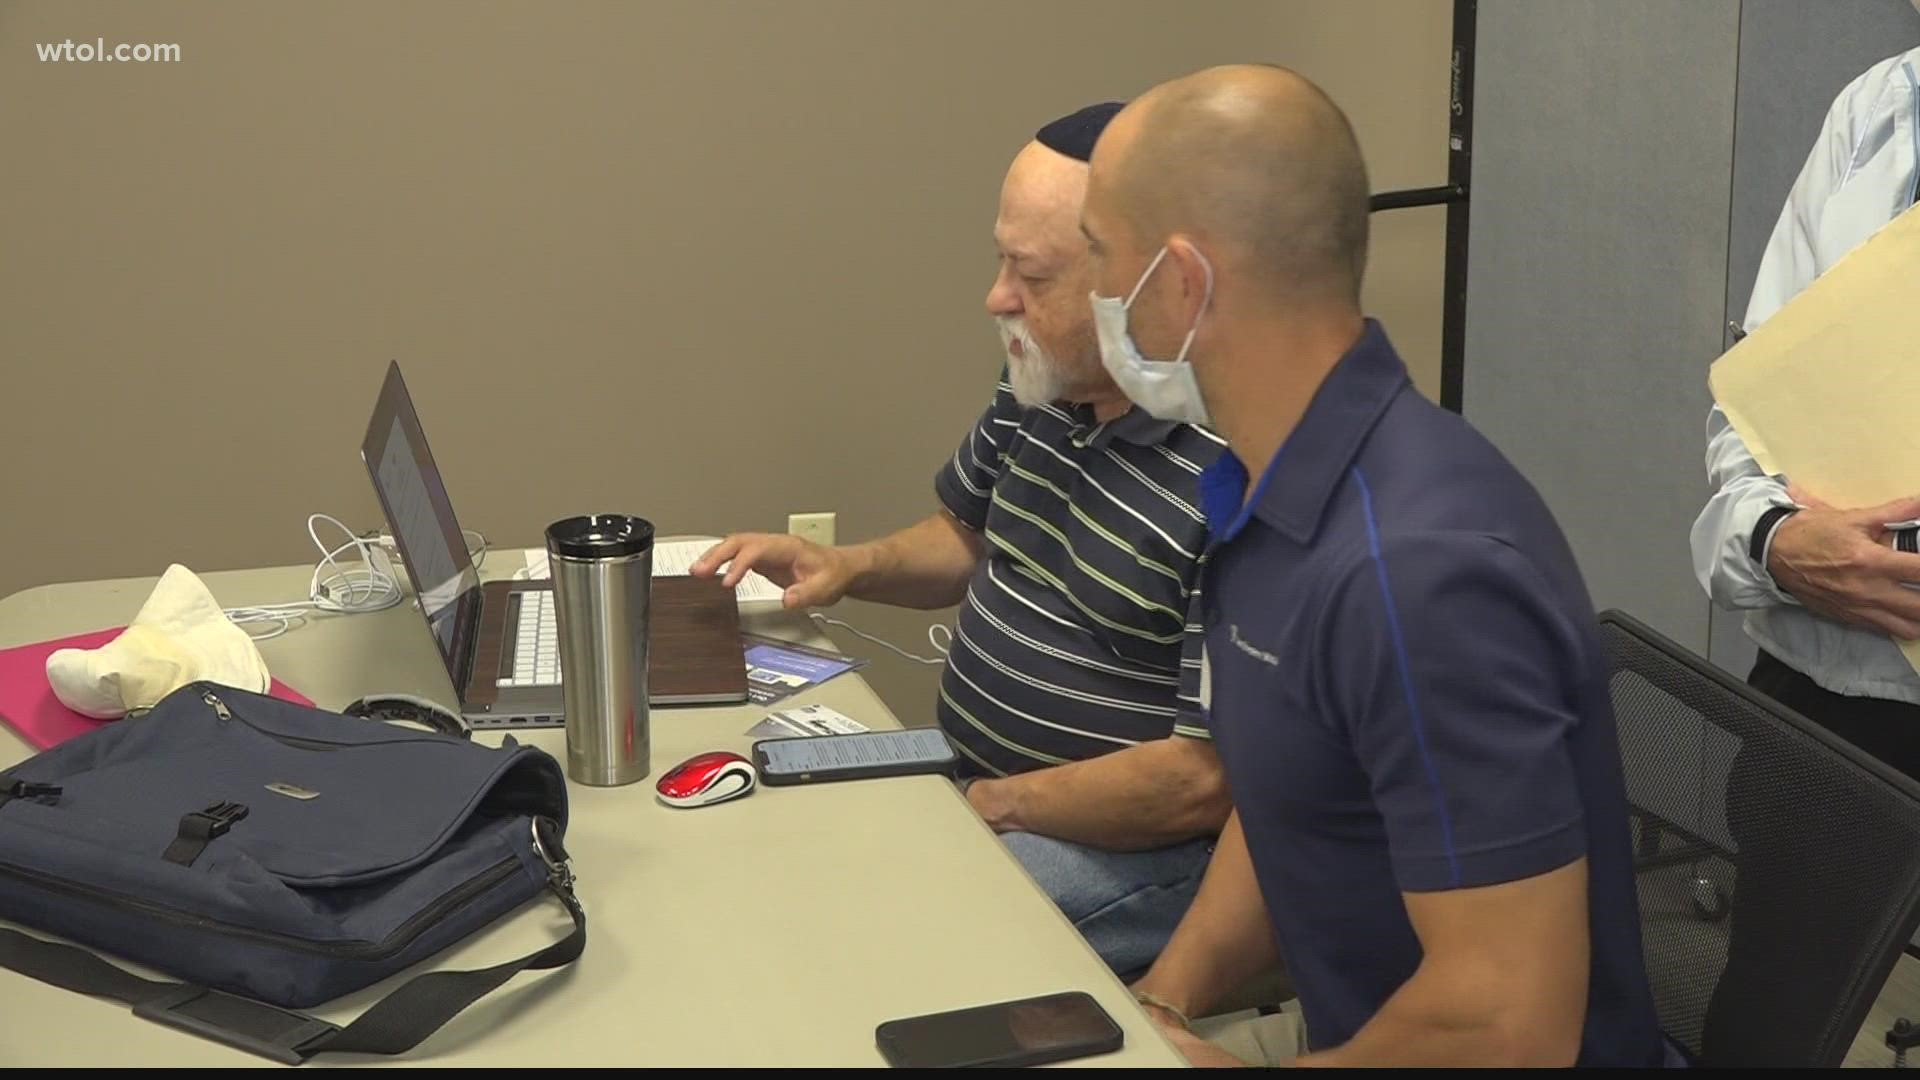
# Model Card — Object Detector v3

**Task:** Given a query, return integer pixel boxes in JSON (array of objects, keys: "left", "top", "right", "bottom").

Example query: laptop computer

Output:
[{"left": 359, "top": 362, "right": 748, "bottom": 728}]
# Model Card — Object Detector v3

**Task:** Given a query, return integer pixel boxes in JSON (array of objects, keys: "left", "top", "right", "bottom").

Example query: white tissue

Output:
[{"left": 46, "top": 564, "right": 272, "bottom": 719}]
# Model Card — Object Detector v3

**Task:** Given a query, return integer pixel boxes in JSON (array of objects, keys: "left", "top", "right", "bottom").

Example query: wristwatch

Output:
[{"left": 1750, "top": 504, "right": 1800, "bottom": 570}]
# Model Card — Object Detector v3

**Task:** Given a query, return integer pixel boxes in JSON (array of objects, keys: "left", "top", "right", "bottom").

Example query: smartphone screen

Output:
[
  {"left": 755, "top": 728, "right": 955, "bottom": 781},
  {"left": 875, "top": 991, "right": 1123, "bottom": 1069}
]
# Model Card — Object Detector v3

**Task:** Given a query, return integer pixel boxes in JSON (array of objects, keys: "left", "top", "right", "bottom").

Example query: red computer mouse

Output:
[{"left": 656, "top": 751, "right": 757, "bottom": 809}]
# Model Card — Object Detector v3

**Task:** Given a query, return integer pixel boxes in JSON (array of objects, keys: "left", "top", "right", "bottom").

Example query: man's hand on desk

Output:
[
  {"left": 1140, "top": 1007, "right": 1250, "bottom": 1068},
  {"left": 1768, "top": 488, "right": 1920, "bottom": 638},
  {"left": 692, "top": 533, "right": 857, "bottom": 611},
  {"left": 965, "top": 775, "right": 1019, "bottom": 831}
]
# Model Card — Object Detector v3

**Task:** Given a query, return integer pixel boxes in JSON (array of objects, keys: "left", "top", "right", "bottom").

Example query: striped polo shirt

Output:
[{"left": 933, "top": 374, "right": 1225, "bottom": 777}]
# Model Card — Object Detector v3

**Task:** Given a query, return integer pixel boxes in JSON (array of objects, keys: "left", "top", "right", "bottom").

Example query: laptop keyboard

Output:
[{"left": 497, "top": 592, "right": 560, "bottom": 687}]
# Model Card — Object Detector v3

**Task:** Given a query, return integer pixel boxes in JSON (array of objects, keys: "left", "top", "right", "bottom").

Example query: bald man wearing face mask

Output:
[
  {"left": 693, "top": 105, "right": 1228, "bottom": 977},
  {"left": 1086, "top": 66, "right": 1669, "bottom": 1067}
]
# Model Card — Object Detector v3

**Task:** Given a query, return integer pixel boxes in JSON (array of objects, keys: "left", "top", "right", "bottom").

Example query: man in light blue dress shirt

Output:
[{"left": 1694, "top": 44, "right": 1920, "bottom": 781}]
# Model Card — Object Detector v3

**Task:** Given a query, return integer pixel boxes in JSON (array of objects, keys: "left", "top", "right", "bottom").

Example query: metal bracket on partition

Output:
[
  {"left": 1368, "top": 185, "right": 1466, "bottom": 213},
  {"left": 1366, "top": 0, "right": 1475, "bottom": 415}
]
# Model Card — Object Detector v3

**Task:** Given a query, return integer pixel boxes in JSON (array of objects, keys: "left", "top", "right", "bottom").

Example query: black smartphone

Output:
[
  {"left": 752, "top": 727, "right": 958, "bottom": 787},
  {"left": 875, "top": 991, "right": 1124, "bottom": 1069}
]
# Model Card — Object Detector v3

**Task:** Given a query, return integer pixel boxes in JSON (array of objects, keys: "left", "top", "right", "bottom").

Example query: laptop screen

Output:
[{"left": 361, "top": 363, "right": 481, "bottom": 683}]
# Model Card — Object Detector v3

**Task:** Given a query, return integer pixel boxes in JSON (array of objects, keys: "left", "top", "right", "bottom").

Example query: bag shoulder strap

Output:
[{"left": 0, "top": 864, "right": 584, "bottom": 1063}]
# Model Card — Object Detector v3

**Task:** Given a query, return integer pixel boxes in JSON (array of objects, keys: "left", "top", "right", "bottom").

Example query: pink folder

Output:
[{"left": 0, "top": 627, "right": 313, "bottom": 751}]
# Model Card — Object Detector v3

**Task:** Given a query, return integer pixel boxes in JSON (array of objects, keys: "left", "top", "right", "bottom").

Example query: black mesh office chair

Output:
[{"left": 1601, "top": 610, "right": 1920, "bottom": 1067}]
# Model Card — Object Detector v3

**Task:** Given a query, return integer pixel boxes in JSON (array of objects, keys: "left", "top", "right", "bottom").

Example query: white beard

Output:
[{"left": 997, "top": 315, "right": 1072, "bottom": 407}]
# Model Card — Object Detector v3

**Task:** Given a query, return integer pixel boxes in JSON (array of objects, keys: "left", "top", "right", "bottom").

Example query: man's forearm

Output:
[
  {"left": 842, "top": 511, "right": 984, "bottom": 609},
  {"left": 1694, "top": 405, "right": 1797, "bottom": 610},
  {"left": 1131, "top": 813, "right": 1279, "bottom": 1021},
  {"left": 968, "top": 737, "right": 1229, "bottom": 850}
]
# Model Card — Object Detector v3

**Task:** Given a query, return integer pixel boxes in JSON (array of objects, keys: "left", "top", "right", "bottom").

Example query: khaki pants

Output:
[{"left": 1192, "top": 1000, "right": 1309, "bottom": 1066}]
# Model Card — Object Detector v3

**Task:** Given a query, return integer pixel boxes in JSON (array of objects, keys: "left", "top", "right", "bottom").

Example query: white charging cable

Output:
[
  {"left": 809, "top": 612, "right": 952, "bottom": 666},
  {"left": 224, "top": 515, "right": 484, "bottom": 641}
]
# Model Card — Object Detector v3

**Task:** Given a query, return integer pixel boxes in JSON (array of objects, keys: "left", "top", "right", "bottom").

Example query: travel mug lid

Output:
[{"left": 546, "top": 515, "right": 656, "bottom": 560}]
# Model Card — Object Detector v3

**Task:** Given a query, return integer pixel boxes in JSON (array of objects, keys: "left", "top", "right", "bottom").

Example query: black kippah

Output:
[{"left": 1035, "top": 101, "right": 1124, "bottom": 163}]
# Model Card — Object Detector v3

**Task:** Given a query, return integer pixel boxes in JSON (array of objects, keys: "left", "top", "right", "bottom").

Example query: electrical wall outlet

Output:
[{"left": 788, "top": 512, "right": 836, "bottom": 547}]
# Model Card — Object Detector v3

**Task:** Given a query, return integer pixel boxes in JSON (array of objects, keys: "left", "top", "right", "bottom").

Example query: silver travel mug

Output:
[{"left": 545, "top": 514, "right": 654, "bottom": 786}]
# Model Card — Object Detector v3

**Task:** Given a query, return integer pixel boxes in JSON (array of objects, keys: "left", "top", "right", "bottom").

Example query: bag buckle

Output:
[
  {"left": 162, "top": 801, "right": 251, "bottom": 866},
  {"left": 530, "top": 816, "right": 578, "bottom": 905},
  {"left": 133, "top": 985, "right": 338, "bottom": 1065},
  {"left": 193, "top": 801, "right": 250, "bottom": 838},
  {"left": 5, "top": 781, "right": 62, "bottom": 800},
  {"left": 0, "top": 779, "right": 62, "bottom": 809}
]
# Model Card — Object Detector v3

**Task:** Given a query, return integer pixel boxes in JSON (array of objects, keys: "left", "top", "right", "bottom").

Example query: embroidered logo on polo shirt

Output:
[{"left": 1229, "top": 624, "right": 1280, "bottom": 666}]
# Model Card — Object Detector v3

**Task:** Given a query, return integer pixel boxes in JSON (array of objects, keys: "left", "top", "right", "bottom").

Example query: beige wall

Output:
[{"left": 0, "top": 0, "right": 1451, "bottom": 720}]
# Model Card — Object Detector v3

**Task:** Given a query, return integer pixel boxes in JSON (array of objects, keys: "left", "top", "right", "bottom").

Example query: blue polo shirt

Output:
[{"left": 1198, "top": 321, "right": 1665, "bottom": 1066}]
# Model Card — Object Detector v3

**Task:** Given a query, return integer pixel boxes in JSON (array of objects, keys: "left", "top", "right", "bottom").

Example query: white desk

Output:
[{"left": 0, "top": 563, "right": 1181, "bottom": 1067}]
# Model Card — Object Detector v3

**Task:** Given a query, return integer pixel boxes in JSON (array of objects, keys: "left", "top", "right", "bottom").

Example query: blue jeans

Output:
[{"left": 1001, "top": 831, "right": 1214, "bottom": 977}]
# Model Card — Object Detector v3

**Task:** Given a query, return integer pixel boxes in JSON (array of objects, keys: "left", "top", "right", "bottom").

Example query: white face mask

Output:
[{"left": 1089, "top": 244, "right": 1214, "bottom": 427}]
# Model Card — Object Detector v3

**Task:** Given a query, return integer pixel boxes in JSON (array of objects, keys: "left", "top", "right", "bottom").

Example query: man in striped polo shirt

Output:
[{"left": 694, "top": 103, "right": 1228, "bottom": 975}]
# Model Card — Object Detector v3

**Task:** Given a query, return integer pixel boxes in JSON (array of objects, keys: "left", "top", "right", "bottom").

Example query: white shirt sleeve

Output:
[
  {"left": 1693, "top": 405, "right": 1797, "bottom": 609},
  {"left": 1691, "top": 68, "right": 1871, "bottom": 609}
]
